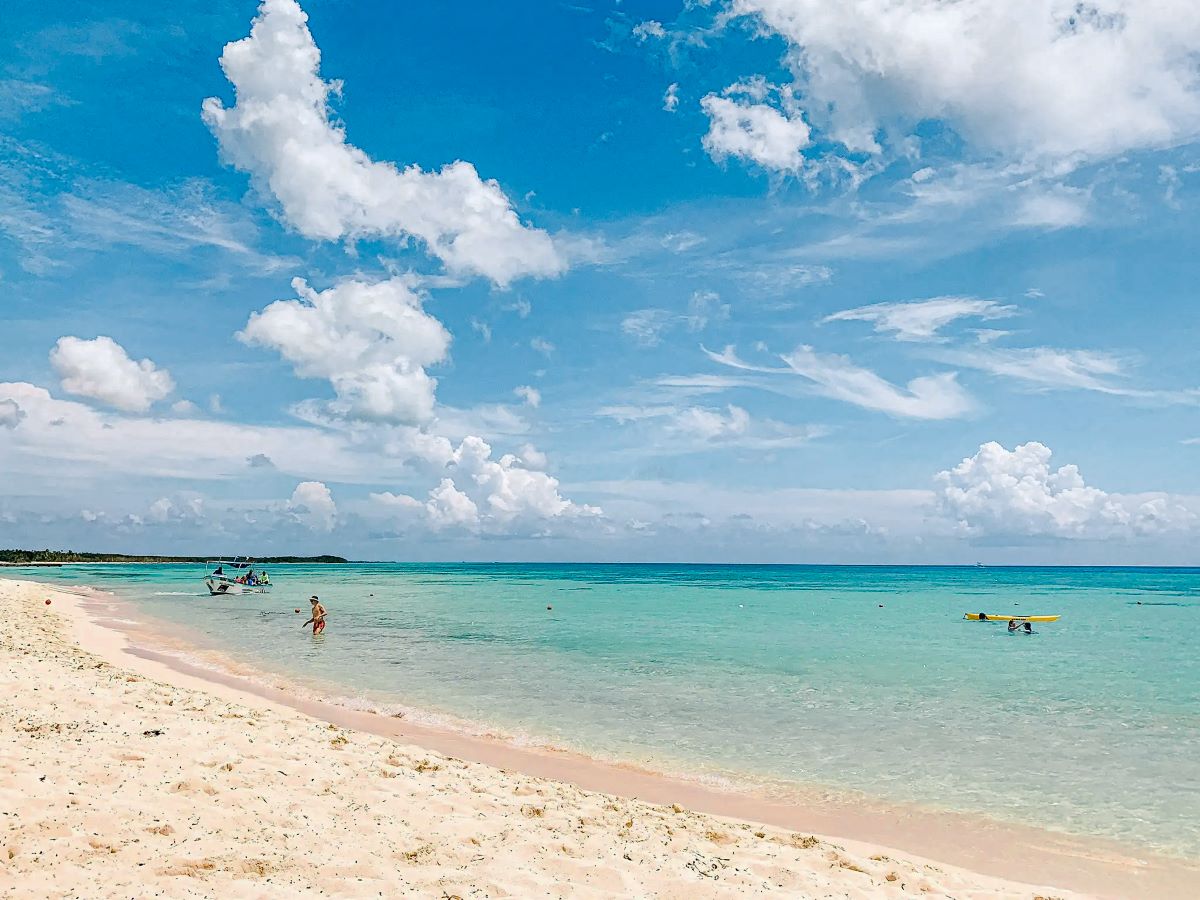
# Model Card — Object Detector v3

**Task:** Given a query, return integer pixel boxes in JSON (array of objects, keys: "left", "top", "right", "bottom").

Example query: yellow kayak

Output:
[{"left": 964, "top": 613, "right": 1060, "bottom": 622}]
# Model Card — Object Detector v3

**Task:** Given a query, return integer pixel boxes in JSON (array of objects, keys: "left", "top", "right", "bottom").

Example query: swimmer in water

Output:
[{"left": 302, "top": 595, "right": 326, "bottom": 634}]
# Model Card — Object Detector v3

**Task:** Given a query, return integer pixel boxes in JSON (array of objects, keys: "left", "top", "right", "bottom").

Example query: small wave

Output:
[{"left": 152, "top": 591, "right": 198, "bottom": 596}]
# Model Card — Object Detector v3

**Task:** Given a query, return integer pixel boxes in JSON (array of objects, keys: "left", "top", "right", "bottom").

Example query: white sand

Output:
[{"left": 0, "top": 578, "right": 1144, "bottom": 898}]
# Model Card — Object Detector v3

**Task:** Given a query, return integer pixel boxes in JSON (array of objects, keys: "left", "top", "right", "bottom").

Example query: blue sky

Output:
[{"left": 3, "top": 0, "right": 1200, "bottom": 562}]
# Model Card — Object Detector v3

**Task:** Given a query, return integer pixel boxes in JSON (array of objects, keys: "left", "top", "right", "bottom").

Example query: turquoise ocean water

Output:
[{"left": 14, "top": 563, "right": 1200, "bottom": 858}]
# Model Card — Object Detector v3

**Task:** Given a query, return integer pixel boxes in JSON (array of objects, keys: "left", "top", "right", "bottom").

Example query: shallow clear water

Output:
[{"left": 17, "top": 563, "right": 1200, "bottom": 858}]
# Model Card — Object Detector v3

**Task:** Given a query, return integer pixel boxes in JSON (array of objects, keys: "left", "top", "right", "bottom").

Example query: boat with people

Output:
[{"left": 204, "top": 558, "right": 272, "bottom": 596}]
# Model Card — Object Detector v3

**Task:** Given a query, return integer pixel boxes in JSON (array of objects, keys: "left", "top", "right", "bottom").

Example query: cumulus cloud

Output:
[
  {"left": 728, "top": 0, "right": 1200, "bottom": 165},
  {"left": 49, "top": 336, "right": 174, "bottom": 413},
  {"left": 701, "top": 80, "right": 812, "bottom": 173},
  {"left": 0, "top": 399, "right": 24, "bottom": 429},
  {"left": 823, "top": 296, "right": 1017, "bottom": 342},
  {"left": 936, "top": 441, "right": 1193, "bottom": 538},
  {"left": 202, "top": 0, "right": 563, "bottom": 286},
  {"left": 371, "top": 435, "right": 600, "bottom": 534},
  {"left": 147, "top": 496, "right": 205, "bottom": 524},
  {"left": 707, "top": 344, "right": 973, "bottom": 419},
  {"left": 288, "top": 480, "right": 337, "bottom": 531},
  {"left": 239, "top": 276, "right": 450, "bottom": 424},
  {"left": 424, "top": 478, "right": 480, "bottom": 529}
]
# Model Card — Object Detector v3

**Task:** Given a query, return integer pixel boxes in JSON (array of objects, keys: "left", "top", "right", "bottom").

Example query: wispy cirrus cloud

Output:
[
  {"left": 598, "top": 402, "right": 827, "bottom": 450},
  {"left": 705, "top": 344, "right": 974, "bottom": 420},
  {"left": 823, "top": 296, "right": 1018, "bottom": 342}
]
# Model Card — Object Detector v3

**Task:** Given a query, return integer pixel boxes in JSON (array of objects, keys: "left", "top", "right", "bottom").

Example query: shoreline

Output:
[{"left": 14, "top": 576, "right": 1197, "bottom": 897}]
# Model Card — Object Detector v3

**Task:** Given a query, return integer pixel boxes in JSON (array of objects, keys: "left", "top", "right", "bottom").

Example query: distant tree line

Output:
[{"left": 0, "top": 549, "right": 348, "bottom": 564}]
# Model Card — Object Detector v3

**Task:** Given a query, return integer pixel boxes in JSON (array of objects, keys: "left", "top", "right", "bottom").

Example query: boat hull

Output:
[
  {"left": 205, "top": 578, "right": 270, "bottom": 596},
  {"left": 963, "top": 613, "right": 1060, "bottom": 622}
]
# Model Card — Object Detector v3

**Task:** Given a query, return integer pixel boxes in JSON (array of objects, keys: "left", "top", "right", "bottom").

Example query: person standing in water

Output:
[{"left": 303, "top": 595, "right": 327, "bottom": 634}]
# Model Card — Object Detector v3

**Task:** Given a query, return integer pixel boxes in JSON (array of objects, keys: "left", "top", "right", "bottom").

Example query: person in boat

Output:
[
  {"left": 978, "top": 612, "right": 988, "bottom": 621},
  {"left": 213, "top": 565, "right": 224, "bottom": 576},
  {"left": 303, "top": 596, "right": 327, "bottom": 634}
]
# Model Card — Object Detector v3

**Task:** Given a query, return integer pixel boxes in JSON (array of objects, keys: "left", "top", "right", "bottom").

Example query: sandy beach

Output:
[{"left": 2, "top": 577, "right": 1194, "bottom": 899}]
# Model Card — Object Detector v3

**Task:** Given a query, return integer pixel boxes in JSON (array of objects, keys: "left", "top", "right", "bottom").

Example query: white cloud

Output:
[
  {"left": 663, "top": 82, "right": 680, "bottom": 112},
  {"left": 743, "top": 263, "right": 832, "bottom": 294},
  {"left": 530, "top": 337, "right": 555, "bottom": 356},
  {"left": 171, "top": 399, "right": 200, "bottom": 416},
  {"left": 936, "top": 441, "right": 1192, "bottom": 538},
  {"left": 0, "top": 399, "right": 24, "bottom": 429},
  {"left": 519, "top": 443, "right": 548, "bottom": 469},
  {"left": 621, "top": 309, "right": 673, "bottom": 347},
  {"left": 701, "top": 80, "right": 812, "bottom": 173},
  {"left": 730, "top": 0, "right": 1200, "bottom": 165},
  {"left": 937, "top": 346, "right": 1148, "bottom": 396},
  {"left": 61, "top": 179, "right": 295, "bottom": 273},
  {"left": 147, "top": 495, "right": 205, "bottom": 524},
  {"left": 49, "top": 336, "right": 174, "bottom": 413},
  {"left": 707, "top": 344, "right": 974, "bottom": 419},
  {"left": 622, "top": 292, "right": 729, "bottom": 348},
  {"left": 469, "top": 318, "right": 492, "bottom": 343},
  {"left": 599, "top": 403, "right": 826, "bottom": 450},
  {"left": 424, "top": 478, "right": 480, "bottom": 529},
  {"left": 686, "top": 289, "right": 730, "bottom": 331},
  {"left": 633, "top": 20, "right": 667, "bottom": 41},
  {"left": 823, "top": 296, "right": 1018, "bottom": 342},
  {"left": 371, "top": 435, "right": 600, "bottom": 534},
  {"left": 503, "top": 297, "right": 532, "bottom": 318},
  {"left": 288, "top": 480, "right": 337, "bottom": 531},
  {"left": 0, "top": 381, "right": 423, "bottom": 484},
  {"left": 513, "top": 385, "right": 541, "bottom": 408},
  {"left": 1011, "top": 184, "right": 1091, "bottom": 228},
  {"left": 239, "top": 275, "right": 450, "bottom": 424},
  {"left": 202, "top": 0, "right": 563, "bottom": 286}
]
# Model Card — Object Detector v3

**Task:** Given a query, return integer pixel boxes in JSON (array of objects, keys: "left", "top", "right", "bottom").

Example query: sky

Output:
[{"left": 2, "top": 0, "right": 1200, "bottom": 563}]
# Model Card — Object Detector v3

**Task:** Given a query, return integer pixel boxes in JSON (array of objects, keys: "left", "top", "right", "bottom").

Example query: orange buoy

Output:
[{"left": 45, "top": 598, "right": 52, "bottom": 605}]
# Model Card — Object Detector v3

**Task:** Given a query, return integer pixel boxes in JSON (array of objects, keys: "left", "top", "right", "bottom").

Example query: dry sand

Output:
[{"left": 0, "top": 577, "right": 1184, "bottom": 898}]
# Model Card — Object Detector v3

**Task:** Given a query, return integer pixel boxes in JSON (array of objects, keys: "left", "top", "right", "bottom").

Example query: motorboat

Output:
[{"left": 204, "top": 558, "right": 272, "bottom": 596}]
